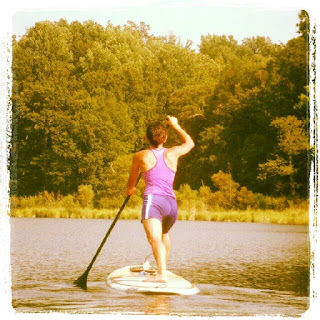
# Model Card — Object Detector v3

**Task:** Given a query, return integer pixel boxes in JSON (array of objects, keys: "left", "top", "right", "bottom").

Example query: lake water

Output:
[{"left": 10, "top": 218, "right": 309, "bottom": 316}]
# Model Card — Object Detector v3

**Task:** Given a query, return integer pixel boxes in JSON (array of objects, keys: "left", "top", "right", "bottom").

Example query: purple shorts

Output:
[{"left": 141, "top": 194, "right": 178, "bottom": 234}]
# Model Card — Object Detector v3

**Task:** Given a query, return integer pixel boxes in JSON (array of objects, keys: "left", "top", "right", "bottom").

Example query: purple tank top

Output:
[{"left": 142, "top": 148, "right": 176, "bottom": 198}]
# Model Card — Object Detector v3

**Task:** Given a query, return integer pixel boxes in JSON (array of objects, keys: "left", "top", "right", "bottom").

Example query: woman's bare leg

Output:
[
  {"left": 162, "top": 233, "right": 171, "bottom": 265},
  {"left": 143, "top": 218, "right": 167, "bottom": 282}
]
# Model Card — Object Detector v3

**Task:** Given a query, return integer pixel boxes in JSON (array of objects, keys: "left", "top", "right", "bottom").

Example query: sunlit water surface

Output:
[{"left": 11, "top": 218, "right": 309, "bottom": 316}]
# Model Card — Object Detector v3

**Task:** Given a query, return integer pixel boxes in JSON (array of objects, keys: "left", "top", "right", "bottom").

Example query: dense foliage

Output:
[{"left": 11, "top": 11, "right": 309, "bottom": 203}]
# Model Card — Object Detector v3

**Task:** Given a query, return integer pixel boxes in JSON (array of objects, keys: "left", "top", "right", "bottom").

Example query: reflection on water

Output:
[
  {"left": 144, "top": 295, "right": 170, "bottom": 315},
  {"left": 10, "top": 218, "right": 309, "bottom": 316}
]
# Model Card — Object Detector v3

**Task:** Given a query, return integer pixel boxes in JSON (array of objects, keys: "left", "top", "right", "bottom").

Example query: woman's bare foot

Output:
[{"left": 143, "top": 274, "right": 167, "bottom": 283}]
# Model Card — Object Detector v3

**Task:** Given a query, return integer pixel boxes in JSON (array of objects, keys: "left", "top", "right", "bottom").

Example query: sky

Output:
[{"left": 8, "top": 0, "right": 311, "bottom": 50}]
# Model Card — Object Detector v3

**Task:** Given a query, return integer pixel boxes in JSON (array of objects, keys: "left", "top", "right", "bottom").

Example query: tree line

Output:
[{"left": 10, "top": 10, "right": 310, "bottom": 203}]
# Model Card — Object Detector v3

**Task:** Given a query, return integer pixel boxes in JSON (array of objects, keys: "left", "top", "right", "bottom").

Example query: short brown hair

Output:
[{"left": 146, "top": 122, "right": 168, "bottom": 147}]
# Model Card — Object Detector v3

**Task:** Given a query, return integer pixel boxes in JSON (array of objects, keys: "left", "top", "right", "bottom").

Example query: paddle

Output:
[{"left": 73, "top": 173, "right": 142, "bottom": 290}]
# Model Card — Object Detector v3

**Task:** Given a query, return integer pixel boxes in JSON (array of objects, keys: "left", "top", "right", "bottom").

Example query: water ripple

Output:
[{"left": 10, "top": 218, "right": 309, "bottom": 316}]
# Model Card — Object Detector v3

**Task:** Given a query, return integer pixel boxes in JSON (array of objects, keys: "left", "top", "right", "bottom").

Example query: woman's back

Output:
[{"left": 141, "top": 148, "right": 176, "bottom": 198}]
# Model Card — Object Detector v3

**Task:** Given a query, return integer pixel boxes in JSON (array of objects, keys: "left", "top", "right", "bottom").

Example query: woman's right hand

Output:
[
  {"left": 166, "top": 115, "right": 179, "bottom": 128},
  {"left": 126, "top": 187, "right": 136, "bottom": 196}
]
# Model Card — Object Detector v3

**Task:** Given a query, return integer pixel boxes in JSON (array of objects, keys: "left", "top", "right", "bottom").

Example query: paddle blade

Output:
[{"left": 73, "top": 272, "right": 88, "bottom": 290}]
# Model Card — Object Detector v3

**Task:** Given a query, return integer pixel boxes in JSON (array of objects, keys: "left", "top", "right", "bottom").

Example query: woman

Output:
[{"left": 126, "top": 116, "right": 194, "bottom": 282}]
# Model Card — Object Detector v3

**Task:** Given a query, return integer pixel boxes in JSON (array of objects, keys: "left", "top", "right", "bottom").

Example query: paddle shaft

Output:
[{"left": 75, "top": 173, "right": 141, "bottom": 285}]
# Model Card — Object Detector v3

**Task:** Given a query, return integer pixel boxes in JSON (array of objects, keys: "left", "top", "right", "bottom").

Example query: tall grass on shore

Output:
[
  {"left": 178, "top": 208, "right": 308, "bottom": 225},
  {"left": 10, "top": 207, "right": 141, "bottom": 220},
  {"left": 10, "top": 207, "right": 308, "bottom": 225},
  {"left": 9, "top": 185, "right": 309, "bottom": 225}
]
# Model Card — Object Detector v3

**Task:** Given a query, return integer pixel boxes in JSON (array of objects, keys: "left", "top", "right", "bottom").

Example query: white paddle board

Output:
[{"left": 107, "top": 265, "right": 199, "bottom": 295}]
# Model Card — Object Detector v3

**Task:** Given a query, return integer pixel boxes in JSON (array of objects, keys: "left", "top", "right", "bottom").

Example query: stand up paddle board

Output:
[{"left": 107, "top": 264, "right": 199, "bottom": 295}]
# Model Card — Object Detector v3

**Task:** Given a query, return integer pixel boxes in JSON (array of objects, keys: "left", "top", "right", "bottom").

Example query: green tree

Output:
[
  {"left": 258, "top": 116, "right": 308, "bottom": 196},
  {"left": 297, "top": 10, "right": 310, "bottom": 41},
  {"left": 176, "top": 184, "right": 199, "bottom": 215},
  {"left": 77, "top": 184, "right": 94, "bottom": 208},
  {"left": 11, "top": 11, "right": 309, "bottom": 202},
  {"left": 196, "top": 11, "right": 308, "bottom": 197},
  {"left": 211, "top": 171, "right": 240, "bottom": 209}
]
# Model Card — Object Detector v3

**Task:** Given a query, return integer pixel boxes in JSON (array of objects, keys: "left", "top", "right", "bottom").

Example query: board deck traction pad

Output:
[{"left": 107, "top": 264, "right": 200, "bottom": 295}]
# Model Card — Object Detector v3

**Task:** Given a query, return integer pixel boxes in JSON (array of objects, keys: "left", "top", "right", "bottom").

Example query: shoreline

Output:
[{"left": 9, "top": 207, "right": 309, "bottom": 225}]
